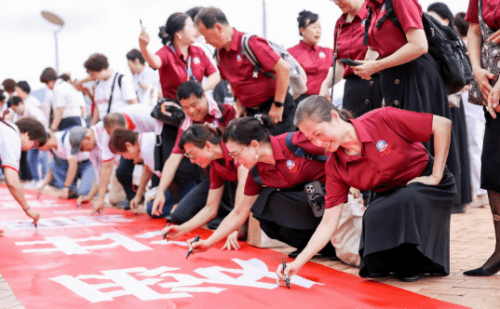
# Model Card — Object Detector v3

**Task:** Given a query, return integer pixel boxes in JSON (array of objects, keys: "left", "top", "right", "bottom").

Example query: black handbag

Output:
[{"left": 150, "top": 98, "right": 185, "bottom": 128}]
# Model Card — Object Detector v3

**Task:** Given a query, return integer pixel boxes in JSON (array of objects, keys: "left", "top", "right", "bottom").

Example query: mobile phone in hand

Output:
[{"left": 340, "top": 58, "right": 362, "bottom": 67}]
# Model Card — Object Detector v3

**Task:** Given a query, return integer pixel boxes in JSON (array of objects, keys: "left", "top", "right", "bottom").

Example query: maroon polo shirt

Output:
[
  {"left": 325, "top": 107, "right": 433, "bottom": 209},
  {"left": 334, "top": 3, "right": 370, "bottom": 77},
  {"left": 156, "top": 44, "right": 217, "bottom": 99},
  {"left": 365, "top": 0, "right": 423, "bottom": 59},
  {"left": 217, "top": 28, "right": 281, "bottom": 108},
  {"left": 210, "top": 142, "right": 239, "bottom": 189},
  {"left": 172, "top": 103, "right": 236, "bottom": 154},
  {"left": 287, "top": 41, "right": 333, "bottom": 94},
  {"left": 466, "top": 0, "right": 500, "bottom": 30},
  {"left": 244, "top": 131, "right": 327, "bottom": 196}
]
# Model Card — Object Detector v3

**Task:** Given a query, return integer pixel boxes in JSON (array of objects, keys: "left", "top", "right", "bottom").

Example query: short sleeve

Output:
[
  {"left": 52, "top": 85, "right": 67, "bottom": 108},
  {"left": 171, "top": 127, "right": 183, "bottom": 154},
  {"left": 392, "top": 0, "right": 424, "bottom": 33},
  {"left": 465, "top": 0, "right": 479, "bottom": 24},
  {"left": 120, "top": 75, "right": 138, "bottom": 101},
  {"left": 209, "top": 162, "right": 225, "bottom": 190},
  {"left": 243, "top": 171, "right": 263, "bottom": 196},
  {"left": 247, "top": 36, "right": 281, "bottom": 72},
  {"left": 0, "top": 128, "right": 21, "bottom": 172},
  {"left": 63, "top": 136, "right": 75, "bottom": 159},
  {"left": 379, "top": 107, "right": 433, "bottom": 143},
  {"left": 324, "top": 157, "right": 350, "bottom": 209},
  {"left": 156, "top": 47, "right": 168, "bottom": 68},
  {"left": 201, "top": 52, "right": 218, "bottom": 77},
  {"left": 100, "top": 131, "right": 115, "bottom": 162},
  {"left": 291, "top": 131, "right": 328, "bottom": 156}
]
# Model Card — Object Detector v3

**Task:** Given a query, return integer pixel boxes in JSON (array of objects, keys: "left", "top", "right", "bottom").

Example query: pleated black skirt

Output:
[
  {"left": 379, "top": 53, "right": 461, "bottom": 205},
  {"left": 359, "top": 156, "right": 456, "bottom": 277},
  {"left": 481, "top": 108, "right": 500, "bottom": 194},
  {"left": 343, "top": 74, "right": 383, "bottom": 118}
]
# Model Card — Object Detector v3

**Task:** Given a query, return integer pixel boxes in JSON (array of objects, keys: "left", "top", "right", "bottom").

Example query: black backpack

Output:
[
  {"left": 250, "top": 132, "right": 329, "bottom": 185},
  {"left": 370, "top": 0, "right": 473, "bottom": 95}
]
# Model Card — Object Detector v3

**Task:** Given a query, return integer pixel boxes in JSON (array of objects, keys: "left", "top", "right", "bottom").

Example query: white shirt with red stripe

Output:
[
  {"left": 139, "top": 132, "right": 161, "bottom": 178},
  {"left": 117, "top": 104, "right": 161, "bottom": 133},
  {"left": 88, "top": 122, "right": 114, "bottom": 181},
  {"left": 0, "top": 121, "right": 21, "bottom": 172}
]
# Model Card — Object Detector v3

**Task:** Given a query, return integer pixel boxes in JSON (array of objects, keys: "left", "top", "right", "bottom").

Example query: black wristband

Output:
[{"left": 273, "top": 101, "right": 284, "bottom": 108}]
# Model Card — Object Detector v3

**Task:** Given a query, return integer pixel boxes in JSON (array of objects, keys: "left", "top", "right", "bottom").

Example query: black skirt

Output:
[
  {"left": 359, "top": 156, "right": 456, "bottom": 277},
  {"left": 481, "top": 108, "right": 500, "bottom": 194},
  {"left": 379, "top": 54, "right": 461, "bottom": 205},
  {"left": 343, "top": 74, "right": 383, "bottom": 118},
  {"left": 251, "top": 187, "right": 321, "bottom": 230}
]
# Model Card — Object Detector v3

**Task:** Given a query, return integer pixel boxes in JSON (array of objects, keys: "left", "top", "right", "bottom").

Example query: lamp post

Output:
[
  {"left": 262, "top": 0, "right": 267, "bottom": 39},
  {"left": 41, "top": 11, "right": 64, "bottom": 73}
]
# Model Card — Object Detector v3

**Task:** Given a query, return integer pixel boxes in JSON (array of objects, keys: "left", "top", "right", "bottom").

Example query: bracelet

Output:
[{"left": 273, "top": 101, "right": 284, "bottom": 108}]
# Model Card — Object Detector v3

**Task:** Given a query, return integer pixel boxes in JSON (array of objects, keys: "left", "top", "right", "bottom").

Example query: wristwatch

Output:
[{"left": 273, "top": 101, "right": 284, "bottom": 108}]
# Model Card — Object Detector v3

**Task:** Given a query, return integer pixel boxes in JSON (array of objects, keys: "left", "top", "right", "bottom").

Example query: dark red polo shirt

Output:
[
  {"left": 217, "top": 28, "right": 281, "bottom": 108},
  {"left": 325, "top": 107, "right": 433, "bottom": 208},
  {"left": 466, "top": 0, "right": 500, "bottom": 30},
  {"left": 365, "top": 0, "right": 423, "bottom": 59},
  {"left": 244, "top": 131, "right": 327, "bottom": 196},
  {"left": 172, "top": 103, "right": 236, "bottom": 154},
  {"left": 156, "top": 44, "right": 217, "bottom": 99},
  {"left": 287, "top": 41, "right": 333, "bottom": 94},
  {"left": 210, "top": 142, "right": 239, "bottom": 189},
  {"left": 334, "top": 3, "right": 370, "bottom": 77}
]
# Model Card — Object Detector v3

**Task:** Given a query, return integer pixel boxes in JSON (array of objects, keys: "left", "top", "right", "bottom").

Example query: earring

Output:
[{"left": 255, "top": 154, "right": 259, "bottom": 160}]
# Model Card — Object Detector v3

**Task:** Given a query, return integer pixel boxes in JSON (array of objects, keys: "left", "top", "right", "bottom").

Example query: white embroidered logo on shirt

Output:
[
  {"left": 193, "top": 57, "right": 201, "bottom": 65},
  {"left": 319, "top": 51, "right": 326, "bottom": 58}
]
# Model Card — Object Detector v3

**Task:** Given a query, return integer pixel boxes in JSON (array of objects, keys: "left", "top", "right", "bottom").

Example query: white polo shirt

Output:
[
  {"left": 52, "top": 79, "right": 85, "bottom": 118},
  {"left": 132, "top": 66, "right": 160, "bottom": 105},
  {"left": 52, "top": 130, "right": 90, "bottom": 162},
  {"left": 11, "top": 106, "right": 48, "bottom": 129},
  {"left": 0, "top": 121, "right": 21, "bottom": 172},
  {"left": 139, "top": 132, "right": 161, "bottom": 177},
  {"left": 118, "top": 104, "right": 161, "bottom": 133},
  {"left": 88, "top": 122, "right": 114, "bottom": 181},
  {"left": 94, "top": 72, "right": 136, "bottom": 119},
  {"left": 23, "top": 95, "right": 41, "bottom": 108}
]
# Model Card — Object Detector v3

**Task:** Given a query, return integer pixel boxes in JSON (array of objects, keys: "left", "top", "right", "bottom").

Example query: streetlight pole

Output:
[
  {"left": 41, "top": 11, "right": 65, "bottom": 72},
  {"left": 262, "top": 0, "right": 267, "bottom": 39}
]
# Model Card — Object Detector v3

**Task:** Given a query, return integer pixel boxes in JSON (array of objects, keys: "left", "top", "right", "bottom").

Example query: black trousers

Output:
[
  {"left": 245, "top": 92, "right": 297, "bottom": 136},
  {"left": 58, "top": 117, "right": 82, "bottom": 130},
  {"left": 115, "top": 157, "right": 160, "bottom": 201}
]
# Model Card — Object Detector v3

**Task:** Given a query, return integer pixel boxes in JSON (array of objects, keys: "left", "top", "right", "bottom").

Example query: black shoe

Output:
[
  {"left": 367, "top": 272, "right": 390, "bottom": 278},
  {"left": 165, "top": 215, "right": 172, "bottom": 223},
  {"left": 329, "top": 255, "right": 340, "bottom": 261},
  {"left": 464, "top": 262, "right": 500, "bottom": 276},
  {"left": 451, "top": 204, "right": 466, "bottom": 214},
  {"left": 398, "top": 273, "right": 421, "bottom": 282},
  {"left": 67, "top": 190, "right": 79, "bottom": 199},
  {"left": 288, "top": 249, "right": 303, "bottom": 258}
]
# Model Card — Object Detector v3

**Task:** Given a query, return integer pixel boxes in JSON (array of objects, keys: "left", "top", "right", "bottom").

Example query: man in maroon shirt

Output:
[
  {"left": 152, "top": 81, "right": 236, "bottom": 222},
  {"left": 194, "top": 7, "right": 296, "bottom": 135}
]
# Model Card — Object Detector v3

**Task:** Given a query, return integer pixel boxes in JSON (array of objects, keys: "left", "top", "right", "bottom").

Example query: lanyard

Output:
[{"left": 169, "top": 44, "right": 197, "bottom": 82}]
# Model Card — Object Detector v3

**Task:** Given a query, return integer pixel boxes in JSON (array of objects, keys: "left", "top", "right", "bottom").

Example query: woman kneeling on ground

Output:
[{"left": 277, "top": 96, "right": 456, "bottom": 283}]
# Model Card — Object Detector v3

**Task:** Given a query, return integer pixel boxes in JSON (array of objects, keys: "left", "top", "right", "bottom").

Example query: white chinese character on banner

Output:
[
  {"left": 50, "top": 259, "right": 322, "bottom": 303},
  {"left": 2, "top": 215, "right": 134, "bottom": 230},
  {"left": 15, "top": 233, "right": 152, "bottom": 255}
]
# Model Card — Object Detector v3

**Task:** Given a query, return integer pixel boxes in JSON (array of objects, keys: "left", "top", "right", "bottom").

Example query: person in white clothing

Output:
[
  {"left": 126, "top": 49, "right": 160, "bottom": 106},
  {"left": 0, "top": 117, "right": 47, "bottom": 227},
  {"left": 37, "top": 128, "right": 95, "bottom": 199},
  {"left": 7, "top": 96, "right": 47, "bottom": 127},
  {"left": 75, "top": 53, "right": 138, "bottom": 125},
  {"left": 15, "top": 81, "right": 41, "bottom": 109},
  {"left": 109, "top": 130, "right": 161, "bottom": 212},
  {"left": 40, "top": 68, "right": 85, "bottom": 131}
]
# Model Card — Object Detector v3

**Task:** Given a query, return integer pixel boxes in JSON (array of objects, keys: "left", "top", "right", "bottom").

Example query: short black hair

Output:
[
  {"left": 7, "top": 96, "right": 23, "bottom": 107},
  {"left": 15, "top": 117, "right": 48, "bottom": 147},
  {"left": 194, "top": 7, "right": 229, "bottom": 29},
  {"left": 16, "top": 81, "right": 30, "bottom": 94},
  {"left": 40, "top": 68, "right": 58, "bottom": 83},
  {"left": 186, "top": 6, "right": 204, "bottom": 21},
  {"left": 59, "top": 74, "right": 71, "bottom": 82},
  {"left": 84, "top": 53, "right": 109, "bottom": 72},
  {"left": 428, "top": 2, "right": 454, "bottom": 30},
  {"left": 454, "top": 12, "right": 468, "bottom": 38},
  {"left": 176, "top": 80, "right": 204, "bottom": 101},
  {"left": 297, "top": 10, "right": 319, "bottom": 36},
  {"left": 2, "top": 79, "right": 16, "bottom": 93},
  {"left": 126, "top": 49, "right": 145, "bottom": 64}
]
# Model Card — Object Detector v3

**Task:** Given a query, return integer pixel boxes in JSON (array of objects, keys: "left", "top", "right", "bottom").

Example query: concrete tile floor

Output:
[{"left": 1, "top": 195, "right": 499, "bottom": 308}]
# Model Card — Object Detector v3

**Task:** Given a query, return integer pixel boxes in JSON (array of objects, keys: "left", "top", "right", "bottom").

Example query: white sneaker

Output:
[
  {"left": 474, "top": 194, "right": 489, "bottom": 207},
  {"left": 23, "top": 180, "right": 39, "bottom": 190}
]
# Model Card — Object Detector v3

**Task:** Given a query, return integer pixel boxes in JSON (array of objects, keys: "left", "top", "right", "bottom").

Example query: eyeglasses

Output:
[{"left": 184, "top": 152, "right": 195, "bottom": 159}]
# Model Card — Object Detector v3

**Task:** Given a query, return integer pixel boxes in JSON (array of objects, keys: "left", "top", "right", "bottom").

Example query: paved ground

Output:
[{"left": 1, "top": 196, "right": 499, "bottom": 309}]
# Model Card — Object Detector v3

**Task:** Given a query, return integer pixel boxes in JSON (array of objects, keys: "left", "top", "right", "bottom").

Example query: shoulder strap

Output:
[
  {"left": 377, "top": 0, "right": 405, "bottom": 36},
  {"left": 0, "top": 110, "right": 17, "bottom": 132},
  {"left": 241, "top": 34, "right": 276, "bottom": 80},
  {"left": 118, "top": 74, "right": 123, "bottom": 89},
  {"left": 107, "top": 73, "right": 120, "bottom": 115},
  {"left": 285, "top": 132, "right": 329, "bottom": 162},
  {"left": 250, "top": 165, "right": 263, "bottom": 185}
]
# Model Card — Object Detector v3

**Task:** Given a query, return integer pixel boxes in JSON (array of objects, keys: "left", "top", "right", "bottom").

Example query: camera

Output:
[{"left": 304, "top": 180, "right": 325, "bottom": 217}]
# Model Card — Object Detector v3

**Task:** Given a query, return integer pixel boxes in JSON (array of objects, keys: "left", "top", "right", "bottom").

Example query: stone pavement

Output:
[{"left": 1, "top": 202, "right": 499, "bottom": 309}]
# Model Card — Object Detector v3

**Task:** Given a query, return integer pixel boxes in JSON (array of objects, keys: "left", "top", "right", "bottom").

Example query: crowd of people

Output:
[{"left": 1, "top": 0, "right": 500, "bottom": 285}]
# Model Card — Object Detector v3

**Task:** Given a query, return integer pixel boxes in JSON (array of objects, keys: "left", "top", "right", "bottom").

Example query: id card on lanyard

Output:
[{"left": 169, "top": 44, "right": 198, "bottom": 82}]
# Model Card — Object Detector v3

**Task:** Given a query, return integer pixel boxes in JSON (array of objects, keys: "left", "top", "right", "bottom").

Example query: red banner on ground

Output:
[{"left": 0, "top": 185, "right": 468, "bottom": 308}]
